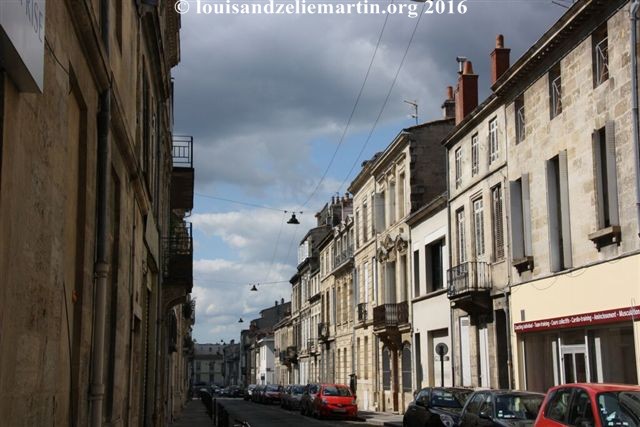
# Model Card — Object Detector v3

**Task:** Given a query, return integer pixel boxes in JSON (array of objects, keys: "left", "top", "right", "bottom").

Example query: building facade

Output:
[{"left": 0, "top": 1, "right": 193, "bottom": 426}]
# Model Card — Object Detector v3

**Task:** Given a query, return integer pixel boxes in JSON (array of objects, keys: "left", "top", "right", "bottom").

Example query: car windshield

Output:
[
  {"left": 266, "top": 385, "right": 281, "bottom": 392},
  {"left": 292, "top": 386, "right": 305, "bottom": 394},
  {"left": 323, "top": 386, "right": 352, "bottom": 397},
  {"left": 495, "top": 394, "right": 543, "bottom": 420},
  {"left": 431, "top": 389, "right": 472, "bottom": 408},
  {"left": 597, "top": 391, "right": 640, "bottom": 427}
]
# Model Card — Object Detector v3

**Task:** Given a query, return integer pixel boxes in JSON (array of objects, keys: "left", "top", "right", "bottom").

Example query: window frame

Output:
[
  {"left": 473, "top": 198, "right": 485, "bottom": 258},
  {"left": 515, "top": 95, "right": 525, "bottom": 144},
  {"left": 489, "top": 118, "right": 499, "bottom": 164},
  {"left": 549, "top": 63, "right": 562, "bottom": 119},
  {"left": 471, "top": 133, "right": 479, "bottom": 176},
  {"left": 455, "top": 148, "right": 463, "bottom": 189}
]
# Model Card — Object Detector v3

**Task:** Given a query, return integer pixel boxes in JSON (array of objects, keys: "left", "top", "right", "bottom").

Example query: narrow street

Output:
[{"left": 217, "top": 398, "right": 384, "bottom": 427}]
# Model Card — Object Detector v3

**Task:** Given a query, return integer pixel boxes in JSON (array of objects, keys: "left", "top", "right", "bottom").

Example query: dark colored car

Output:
[
  {"left": 404, "top": 387, "right": 474, "bottom": 427},
  {"left": 244, "top": 384, "right": 257, "bottom": 401},
  {"left": 457, "top": 390, "right": 545, "bottom": 427},
  {"left": 534, "top": 383, "right": 640, "bottom": 427},
  {"left": 262, "top": 384, "right": 284, "bottom": 404},
  {"left": 300, "top": 383, "right": 321, "bottom": 416},
  {"left": 309, "top": 383, "right": 358, "bottom": 420},
  {"left": 251, "top": 385, "right": 266, "bottom": 403},
  {"left": 282, "top": 384, "right": 305, "bottom": 410}
]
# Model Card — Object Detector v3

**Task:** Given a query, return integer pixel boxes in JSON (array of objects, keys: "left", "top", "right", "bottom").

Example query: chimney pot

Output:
[
  {"left": 491, "top": 34, "right": 510, "bottom": 85},
  {"left": 496, "top": 34, "right": 504, "bottom": 49},
  {"left": 455, "top": 60, "right": 478, "bottom": 125},
  {"left": 463, "top": 61, "right": 474, "bottom": 75},
  {"left": 447, "top": 86, "right": 454, "bottom": 100}
]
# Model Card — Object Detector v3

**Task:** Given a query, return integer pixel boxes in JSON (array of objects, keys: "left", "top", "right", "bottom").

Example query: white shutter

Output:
[
  {"left": 592, "top": 130, "right": 606, "bottom": 229},
  {"left": 546, "top": 159, "right": 561, "bottom": 272},
  {"left": 605, "top": 121, "right": 619, "bottom": 226},
  {"left": 374, "top": 193, "right": 385, "bottom": 233},
  {"left": 559, "top": 150, "right": 572, "bottom": 268},
  {"left": 509, "top": 180, "right": 524, "bottom": 260},
  {"left": 522, "top": 174, "right": 533, "bottom": 256}
]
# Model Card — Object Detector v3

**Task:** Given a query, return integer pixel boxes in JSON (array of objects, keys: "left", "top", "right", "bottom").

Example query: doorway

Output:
[{"left": 560, "top": 343, "right": 588, "bottom": 383}]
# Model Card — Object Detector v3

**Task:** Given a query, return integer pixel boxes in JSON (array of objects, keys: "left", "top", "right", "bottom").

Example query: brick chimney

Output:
[
  {"left": 455, "top": 61, "right": 478, "bottom": 125},
  {"left": 441, "top": 86, "right": 455, "bottom": 119},
  {"left": 491, "top": 34, "right": 510, "bottom": 85}
]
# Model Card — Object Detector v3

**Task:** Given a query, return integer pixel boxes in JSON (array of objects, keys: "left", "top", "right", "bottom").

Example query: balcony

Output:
[
  {"left": 283, "top": 346, "right": 298, "bottom": 365},
  {"left": 447, "top": 261, "right": 491, "bottom": 314},
  {"left": 318, "top": 322, "right": 330, "bottom": 342},
  {"left": 308, "top": 338, "right": 318, "bottom": 355},
  {"left": 357, "top": 303, "right": 368, "bottom": 323},
  {"left": 163, "top": 221, "right": 193, "bottom": 293},
  {"left": 333, "top": 247, "right": 354, "bottom": 271},
  {"left": 373, "top": 302, "right": 409, "bottom": 349},
  {"left": 171, "top": 135, "right": 194, "bottom": 211}
]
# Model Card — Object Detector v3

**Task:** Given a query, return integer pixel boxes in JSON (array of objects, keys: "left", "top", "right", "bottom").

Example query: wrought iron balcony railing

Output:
[
  {"left": 318, "top": 322, "right": 330, "bottom": 341},
  {"left": 357, "top": 302, "right": 368, "bottom": 322},
  {"left": 447, "top": 261, "right": 491, "bottom": 298},
  {"left": 333, "top": 247, "right": 354, "bottom": 268},
  {"left": 172, "top": 135, "right": 193, "bottom": 168},
  {"left": 171, "top": 135, "right": 194, "bottom": 211},
  {"left": 163, "top": 221, "right": 193, "bottom": 289},
  {"left": 373, "top": 302, "right": 409, "bottom": 329}
]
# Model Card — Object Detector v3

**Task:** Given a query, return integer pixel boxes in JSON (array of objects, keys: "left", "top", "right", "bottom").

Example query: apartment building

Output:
[
  {"left": 0, "top": 1, "right": 192, "bottom": 426},
  {"left": 193, "top": 344, "right": 225, "bottom": 385},
  {"left": 407, "top": 194, "right": 451, "bottom": 389},
  {"left": 274, "top": 313, "right": 294, "bottom": 384},
  {"left": 443, "top": 37, "right": 512, "bottom": 389},
  {"left": 492, "top": 0, "right": 640, "bottom": 390}
]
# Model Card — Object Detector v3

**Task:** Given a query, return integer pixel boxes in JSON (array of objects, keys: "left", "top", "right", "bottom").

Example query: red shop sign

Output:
[{"left": 514, "top": 305, "right": 640, "bottom": 333}]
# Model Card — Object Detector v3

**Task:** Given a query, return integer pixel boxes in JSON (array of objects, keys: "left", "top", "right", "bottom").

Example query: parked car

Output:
[
  {"left": 404, "top": 387, "right": 474, "bottom": 427},
  {"left": 535, "top": 383, "right": 640, "bottom": 427},
  {"left": 228, "top": 385, "right": 243, "bottom": 398},
  {"left": 251, "top": 384, "right": 266, "bottom": 403},
  {"left": 300, "top": 383, "right": 321, "bottom": 416},
  {"left": 262, "top": 384, "right": 284, "bottom": 404},
  {"left": 244, "top": 384, "right": 257, "bottom": 401},
  {"left": 281, "top": 384, "right": 305, "bottom": 410},
  {"left": 457, "top": 390, "right": 544, "bottom": 427},
  {"left": 308, "top": 383, "right": 358, "bottom": 420}
]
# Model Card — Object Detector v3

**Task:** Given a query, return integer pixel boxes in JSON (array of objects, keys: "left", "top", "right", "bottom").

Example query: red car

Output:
[
  {"left": 309, "top": 384, "right": 358, "bottom": 419},
  {"left": 535, "top": 383, "right": 640, "bottom": 427}
]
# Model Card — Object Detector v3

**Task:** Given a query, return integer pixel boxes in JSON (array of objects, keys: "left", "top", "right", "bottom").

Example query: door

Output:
[
  {"left": 561, "top": 346, "right": 588, "bottom": 383},
  {"left": 479, "top": 324, "right": 490, "bottom": 388},
  {"left": 460, "top": 317, "right": 471, "bottom": 386}
]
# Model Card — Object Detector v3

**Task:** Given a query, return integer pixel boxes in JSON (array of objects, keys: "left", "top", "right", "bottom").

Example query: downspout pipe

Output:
[
  {"left": 631, "top": 0, "right": 640, "bottom": 238},
  {"left": 445, "top": 149, "right": 456, "bottom": 387},
  {"left": 90, "top": 1, "right": 110, "bottom": 426}
]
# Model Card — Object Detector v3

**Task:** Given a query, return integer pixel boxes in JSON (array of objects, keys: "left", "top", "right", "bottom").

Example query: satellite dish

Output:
[{"left": 435, "top": 343, "right": 449, "bottom": 357}]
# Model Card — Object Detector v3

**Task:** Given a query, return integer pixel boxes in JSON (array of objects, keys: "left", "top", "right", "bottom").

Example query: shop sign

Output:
[
  {"left": 0, "top": 0, "right": 46, "bottom": 92},
  {"left": 514, "top": 305, "right": 640, "bottom": 333}
]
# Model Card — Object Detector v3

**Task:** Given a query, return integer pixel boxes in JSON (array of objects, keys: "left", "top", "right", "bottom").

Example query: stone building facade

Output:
[{"left": 0, "top": 1, "right": 193, "bottom": 426}]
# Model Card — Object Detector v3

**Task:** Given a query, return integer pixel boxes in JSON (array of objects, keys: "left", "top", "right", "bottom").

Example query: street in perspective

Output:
[{"left": 0, "top": 0, "right": 639, "bottom": 426}]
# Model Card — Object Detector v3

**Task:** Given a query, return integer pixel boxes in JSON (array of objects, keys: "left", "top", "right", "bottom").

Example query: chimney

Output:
[
  {"left": 491, "top": 34, "right": 510, "bottom": 85},
  {"left": 441, "top": 86, "right": 455, "bottom": 119},
  {"left": 455, "top": 61, "right": 478, "bottom": 125}
]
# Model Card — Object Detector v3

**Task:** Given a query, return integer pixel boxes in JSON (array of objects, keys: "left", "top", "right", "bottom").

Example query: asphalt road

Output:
[{"left": 218, "top": 398, "right": 380, "bottom": 427}]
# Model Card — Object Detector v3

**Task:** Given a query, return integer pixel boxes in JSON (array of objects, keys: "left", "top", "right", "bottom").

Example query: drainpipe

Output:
[
  {"left": 501, "top": 107, "right": 514, "bottom": 390},
  {"left": 90, "top": 2, "right": 110, "bottom": 426},
  {"left": 445, "top": 148, "right": 456, "bottom": 387},
  {"left": 631, "top": 0, "right": 640, "bottom": 238}
]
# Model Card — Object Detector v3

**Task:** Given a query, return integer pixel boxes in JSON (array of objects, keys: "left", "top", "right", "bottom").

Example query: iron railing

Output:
[
  {"left": 333, "top": 247, "right": 354, "bottom": 268},
  {"left": 318, "top": 322, "right": 330, "bottom": 341},
  {"left": 447, "top": 261, "right": 491, "bottom": 298},
  {"left": 373, "top": 302, "right": 409, "bottom": 329},
  {"left": 595, "top": 37, "right": 609, "bottom": 86},
  {"left": 163, "top": 221, "right": 193, "bottom": 285},
  {"left": 172, "top": 135, "right": 193, "bottom": 168}
]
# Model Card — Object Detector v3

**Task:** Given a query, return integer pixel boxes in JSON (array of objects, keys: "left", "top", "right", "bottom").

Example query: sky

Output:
[{"left": 171, "top": 0, "right": 567, "bottom": 344}]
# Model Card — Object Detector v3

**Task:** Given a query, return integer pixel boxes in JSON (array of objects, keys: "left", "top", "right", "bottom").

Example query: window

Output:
[
  {"left": 471, "top": 134, "right": 479, "bottom": 176},
  {"left": 362, "top": 201, "right": 369, "bottom": 241},
  {"left": 398, "top": 173, "right": 406, "bottom": 218},
  {"left": 545, "top": 389, "right": 573, "bottom": 423},
  {"left": 355, "top": 209, "right": 360, "bottom": 247},
  {"left": 546, "top": 151, "right": 572, "bottom": 272},
  {"left": 489, "top": 118, "right": 499, "bottom": 164},
  {"left": 549, "top": 63, "right": 562, "bottom": 118},
  {"left": 592, "top": 122, "right": 619, "bottom": 229},
  {"left": 473, "top": 198, "right": 485, "bottom": 257},
  {"left": 382, "top": 347, "right": 391, "bottom": 390},
  {"left": 455, "top": 148, "right": 463, "bottom": 188},
  {"left": 491, "top": 185, "right": 504, "bottom": 261},
  {"left": 593, "top": 23, "right": 609, "bottom": 87},
  {"left": 568, "top": 390, "right": 594, "bottom": 427},
  {"left": 402, "top": 344, "right": 412, "bottom": 392},
  {"left": 413, "top": 249, "right": 421, "bottom": 297},
  {"left": 456, "top": 209, "right": 466, "bottom": 263},
  {"left": 388, "top": 181, "right": 396, "bottom": 226},
  {"left": 374, "top": 192, "right": 385, "bottom": 233},
  {"left": 515, "top": 95, "right": 525, "bottom": 143},
  {"left": 115, "top": 0, "right": 123, "bottom": 50},
  {"left": 466, "top": 393, "right": 486, "bottom": 415},
  {"left": 364, "top": 336, "right": 369, "bottom": 380},
  {"left": 426, "top": 239, "right": 445, "bottom": 293}
]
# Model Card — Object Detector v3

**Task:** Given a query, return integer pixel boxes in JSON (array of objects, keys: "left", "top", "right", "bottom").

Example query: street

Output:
[{"left": 218, "top": 398, "right": 386, "bottom": 427}]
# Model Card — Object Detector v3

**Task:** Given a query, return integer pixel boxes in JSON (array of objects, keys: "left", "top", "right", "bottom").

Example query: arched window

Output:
[
  {"left": 382, "top": 347, "right": 391, "bottom": 390},
  {"left": 402, "top": 343, "right": 412, "bottom": 392}
]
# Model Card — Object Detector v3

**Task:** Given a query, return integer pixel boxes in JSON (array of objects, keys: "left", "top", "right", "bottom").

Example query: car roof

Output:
[
  {"left": 547, "top": 383, "right": 640, "bottom": 393},
  {"left": 474, "top": 389, "right": 545, "bottom": 396}
]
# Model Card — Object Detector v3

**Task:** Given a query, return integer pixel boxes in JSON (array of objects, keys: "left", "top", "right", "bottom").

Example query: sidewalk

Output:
[
  {"left": 357, "top": 410, "right": 403, "bottom": 426},
  {"left": 170, "top": 399, "right": 212, "bottom": 427}
]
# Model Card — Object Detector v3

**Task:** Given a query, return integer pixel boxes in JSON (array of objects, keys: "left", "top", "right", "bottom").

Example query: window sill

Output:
[
  {"left": 588, "top": 225, "right": 621, "bottom": 251},
  {"left": 512, "top": 256, "right": 534, "bottom": 275}
]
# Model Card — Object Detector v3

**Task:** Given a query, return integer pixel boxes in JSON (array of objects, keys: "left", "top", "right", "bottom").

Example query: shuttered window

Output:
[
  {"left": 491, "top": 185, "right": 504, "bottom": 260},
  {"left": 546, "top": 151, "right": 572, "bottom": 272},
  {"left": 402, "top": 344, "right": 412, "bottom": 392},
  {"left": 455, "top": 148, "right": 463, "bottom": 188},
  {"left": 374, "top": 192, "right": 385, "bottom": 233},
  {"left": 473, "top": 198, "right": 485, "bottom": 257},
  {"left": 456, "top": 209, "right": 467, "bottom": 264},
  {"left": 489, "top": 118, "right": 499, "bottom": 164},
  {"left": 592, "top": 121, "right": 619, "bottom": 229},
  {"left": 382, "top": 348, "right": 391, "bottom": 390},
  {"left": 413, "top": 249, "right": 421, "bottom": 297}
]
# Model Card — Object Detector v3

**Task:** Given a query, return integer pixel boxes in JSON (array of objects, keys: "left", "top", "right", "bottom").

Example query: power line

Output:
[
  {"left": 299, "top": 0, "right": 394, "bottom": 209},
  {"left": 337, "top": 1, "right": 428, "bottom": 193},
  {"left": 195, "top": 192, "right": 301, "bottom": 214}
]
